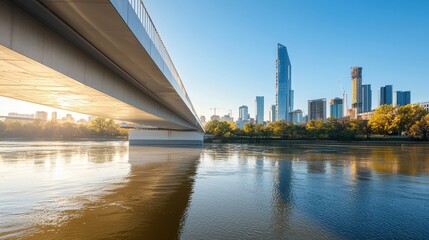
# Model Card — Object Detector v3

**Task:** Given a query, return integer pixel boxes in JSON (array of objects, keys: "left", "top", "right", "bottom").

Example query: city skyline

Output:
[{"left": 0, "top": 0, "right": 428, "bottom": 123}]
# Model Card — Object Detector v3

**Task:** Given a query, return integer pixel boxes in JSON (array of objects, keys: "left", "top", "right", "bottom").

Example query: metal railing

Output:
[{"left": 128, "top": 0, "right": 201, "bottom": 128}]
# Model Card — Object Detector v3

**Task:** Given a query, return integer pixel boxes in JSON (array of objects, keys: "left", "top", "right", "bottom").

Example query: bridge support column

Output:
[{"left": 129, "top": 129, "right": 204, "bottom": 146}]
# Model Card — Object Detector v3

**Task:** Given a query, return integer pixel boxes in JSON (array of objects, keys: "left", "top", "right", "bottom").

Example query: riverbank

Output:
[
  {"left": 0, "top": 137, "right": 127, "bottom": 142},
  {"left": 204, "top": 137, "right": 429, "bottom": 144}
]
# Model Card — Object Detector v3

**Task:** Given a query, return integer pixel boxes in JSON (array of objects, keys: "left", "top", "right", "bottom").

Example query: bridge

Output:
[{"left": 0, "top": 0, "right": 204, "bottom": 144}]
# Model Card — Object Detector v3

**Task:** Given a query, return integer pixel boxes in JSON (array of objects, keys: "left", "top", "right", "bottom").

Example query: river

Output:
[{"left": 0, "top": 141, "right": 428, "bottom": 239}]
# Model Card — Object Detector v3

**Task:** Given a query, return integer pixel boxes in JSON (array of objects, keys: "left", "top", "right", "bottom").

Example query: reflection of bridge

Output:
[{"left": 0, "top": 0, "right": 204, "bottom": 144}]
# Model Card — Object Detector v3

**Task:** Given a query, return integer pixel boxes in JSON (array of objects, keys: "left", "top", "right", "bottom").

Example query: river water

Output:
[{"left": 0, "top": 141, "right": 428, "bottom": 240}]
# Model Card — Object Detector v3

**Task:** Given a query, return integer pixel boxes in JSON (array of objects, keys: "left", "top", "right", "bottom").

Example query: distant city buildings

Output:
[
  {"left": 35, "top": 111, "right": 48, "bottom": 121},
  {"left": 362, "top": 84, "right": 372, "bottom": 112},
  {"left": 357, "top": 110, "right": 375, "bottom": 120},
  {"left": 308, "top": 98, "right": 326, "bottom": 122},
  {"left": 210, "top": 115, "right": 220, "bottom": 121},
  {"left": 269, "top": 104, "right": 276, "bottom": 122},
  {"left": 351, "top": 67, "right": 363, "bottom": 114},
  {"left": 221, "top": 114, "right": 234, "bottom": 122},
  {"left": 394, "top": 91, "right": 411, "bottom": 107},
  {"left": 276, "top": 43, "right": 294, "bottom": 122},
  {"left": 8, "top": 112, "right": 34, "bottom": 119},
  {"left": 291, "top": 109, "right": 303, "bottom": 124},
  {"left": 379, "top": 85, "right": 393, "bottom": 106},
  {"left": 237, "top": 105, "right": 249, "bottom": 128},
  {"left": 329, "top": 98, "right": 343, "bottom": 119},
  {"left": 255, "top": 96, "right": 264, "bottom": 124},
  {"left": 62, "top": 114, "right": 75, "bottom": 123},
  {"left": 419, "top": 102, "right": 429, "bottom": 112},
  {"left": 51, "top": 112, "right": 57, "bottom": 122}
]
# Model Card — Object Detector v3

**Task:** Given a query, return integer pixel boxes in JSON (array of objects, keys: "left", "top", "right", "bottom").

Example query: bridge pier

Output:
[{"left": 129, "top": 129, "right": 204, "bottom": 146}]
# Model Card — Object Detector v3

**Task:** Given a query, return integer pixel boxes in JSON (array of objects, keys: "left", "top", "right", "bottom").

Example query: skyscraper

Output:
[
  {"left": 351, "top": 67, "right": 363, "bottom": 114},
  {"left": 329, "top": 98, "right": 343, "bottom": 119},
  {"left": 308, "top": 98, "right": 326, "bottom": 122},
  {"left": 379, "top": 85, "right": 393, "bottom": 106},
  {"left": 255, "top": 96, "right": 264, "bottom": 124},
  {"left": 269, "top": 104, "right": 276, "bottom": 122},
  {"left": 276, "top": 43, "right": 294, "bottom": 122},
  {"left": 238, "top": 105, "right": 249, "bottom": 128},
  {"left": 394, "top": 91, "right": 411, "bottom": 107},
  {"left": 291, "top": 109, "right": 303, "bottom": 124},
  {"left": 362, "top": 84, "right": 372, "bottom": 112},
  {"left": 51, "top": 111, "right": 57, "bottom": 122},
  {"left": 35, "top": 111, "right": 48, "bottom": 121}
]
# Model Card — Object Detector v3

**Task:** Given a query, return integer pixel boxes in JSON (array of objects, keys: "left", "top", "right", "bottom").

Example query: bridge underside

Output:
[{"left": 0, "top": 0, "right": 202, "bottom": 131}]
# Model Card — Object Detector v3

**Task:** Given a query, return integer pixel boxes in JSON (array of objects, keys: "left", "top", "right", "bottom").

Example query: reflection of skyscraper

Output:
[
  {"left": 308, "top": 98, "right": 326, "bottom": 122},
  {"left": 276, "top": 43, "right": 293, "bottom": 122},
  {"left": 394, "top": 91, "right": 411, "bottom": 107},
  {"left": 255, "top": 96, "right": 264, "bottom": 124},
  {"left": 362, "top": 84, "right": 372, "bottom": 112},
  {"left": 329, "top": 98, "right": 343, "bottom": 119},
  {"left": 351, "top": 67, "right": 363, "bottom": 114},
  {"left": 379, "top": 85, "right": 393, "bottom": 106}
]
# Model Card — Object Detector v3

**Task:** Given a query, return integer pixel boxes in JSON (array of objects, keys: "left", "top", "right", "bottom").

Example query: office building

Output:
[
  {"left": 419, "top": 102, "right": 429, "bottom": 112},
  {"left": 210, "top": 115, "right": 220, "bottom": 121},
  {"left": 379, "top": 85, "right": 393, "bottom": 106},
  {"left": 362, "top": 84, "right": 372, "bottom": 112},
  {"left": 351, "top": 67, "right": 362, "bottom": 113},
  {"left": 221, "top": 115, "right": 233, "bottom": 122},
  {"left": 238, "top": 105, "right": 249, "bottom": 128},
  {"left": 394, "top": 91, "right": 411, "bottom": 107},
  {"left": 35, "top": 111, "right": 48, "bottom": 121},
  {"left": 308, "top": 98, "right": 326, "bottom": 122},
  {"left": 255, "top": 96, "right": 264, "bottom": 124},
  {"left": 291, "top": 109, "right": 303, "bottom": 124},
  {"left": 276, "top": 43, "right": 294, "bottom": 121},
  {"left": 51, "top": 112, "right": 57, "bottom": 122},
  {"left": 329, "top": 98, "right": 343, "bottom": 119},
  {"left": 269, "top": 104, "right": 276, "bottom": 122}
]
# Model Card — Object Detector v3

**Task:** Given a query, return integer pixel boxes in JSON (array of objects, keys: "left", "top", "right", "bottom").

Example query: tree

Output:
[
  {"left": 306, "top": 119, "right": 326, "bottom": 139},
  {"left": 90, "top": 117, "right": 117, "bottom": 137},
  {"left": 369, "top": 104, "right": 396, "bottom": 135},
  {"left": 393, "top": 104, "right": 428, "bottom": 135},
  {"left": 410, "top": 114, "right": 429, "bottom": 140},
  {"left": 351, "top": 119, "right": 371, "bottom": 140},
  {"left": 243, "top": 122, "right": 256, "bottom": 138}
]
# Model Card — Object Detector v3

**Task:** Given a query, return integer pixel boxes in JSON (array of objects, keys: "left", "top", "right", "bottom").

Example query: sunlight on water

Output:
[{"left": 0, "top": 141, "right": 428, "bottom": 239}]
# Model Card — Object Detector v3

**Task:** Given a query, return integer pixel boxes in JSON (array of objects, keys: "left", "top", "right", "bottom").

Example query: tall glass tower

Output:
[
  {"left": 276, "top": 43, "right": 294, "bottom": 122},
  {"left": 362, "top": 84, "right": 372, "bottom": 112},
  {"left": 379, "top": 85, "right": 393, "bottom": 106}
]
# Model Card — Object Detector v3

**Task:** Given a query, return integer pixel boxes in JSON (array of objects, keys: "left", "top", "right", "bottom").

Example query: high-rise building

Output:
[
  {"left": 329, "top": 98, "right": 343, "bottom": 119},
  {"left": 35, "top": 111, "right": 48, "bottom": 121},
  {"left": 221, "top": 115, "right": 233, "bottom": 122},
  {"left": 394, "top": 91, "right": 411, "bottom": 107},
  {"left": 308, "top": 98, "right": 326, "bottom": 122},
  {"left": 379, "top": 85, "right": 393, "bottom": 106},
  {"left": 255, "top": 96, "right": 264, "bottom": 124},
  {"left": 51, "top": 112, "right": 57, "bottom": 122},
  {"left": 351, "top": 67, "right": 363, "bottom": 113},
  {"left": 291, "top": 109, "right": 303, "bottom": 124},
  {"left": 210, "top": 115, "right": 220, "bottom": 121},
  {"left": 276, "top": 43, "right": 294, "bottom": 122},
  {"left": 238, "top": 105, "right": 249, "bottom": 128},
  {"left": 269, "top": 104, "right": 276, "bottom": 122},
  {"left": 362, "top": 84, "right": 372, "bottom": 112}
]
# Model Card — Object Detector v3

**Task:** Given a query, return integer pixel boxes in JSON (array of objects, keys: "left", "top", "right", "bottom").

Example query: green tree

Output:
[
  {"left": 369, "top": 104, "right": 396, "bottom": 135},
  {"left": 90, "top": 117, "right": 117, "bottom": 137},
  {"left": 243, "top": 122, "right": 256, "bottom": 138},
  {"left": 393, "top": 104, "right": 428, "bottom": 135},
  {"left": 410, "top": 114, "right": 429, "bottom": 140},
  {"left": 350, "top": 119, "right": 371, "bottom": 140},
  {"left": 306, "top": 119, "right": 326, "bottom": 139}
]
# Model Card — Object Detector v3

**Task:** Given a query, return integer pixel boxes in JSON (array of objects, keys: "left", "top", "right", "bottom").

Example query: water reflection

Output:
[{"left": 0, "top": 142, "right": 201, "bottom": 240}]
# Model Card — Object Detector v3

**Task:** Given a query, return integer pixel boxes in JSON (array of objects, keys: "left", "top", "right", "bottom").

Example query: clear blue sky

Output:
[
  {"left": 1, "top": 0, "right": 427, "bottom": 122},
  {"left": 144, "top": 0, "right": 429, "bottom": 120}
]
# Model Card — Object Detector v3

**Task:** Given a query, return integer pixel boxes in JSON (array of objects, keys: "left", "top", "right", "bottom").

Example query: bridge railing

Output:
[{"left": 128, "top": 0, "right": 201, "bottom": 128}]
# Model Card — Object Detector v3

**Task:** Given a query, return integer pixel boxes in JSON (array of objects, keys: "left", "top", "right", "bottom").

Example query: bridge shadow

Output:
[{"left": 25, "top": 145, "right": 202, "bottom": 240}]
